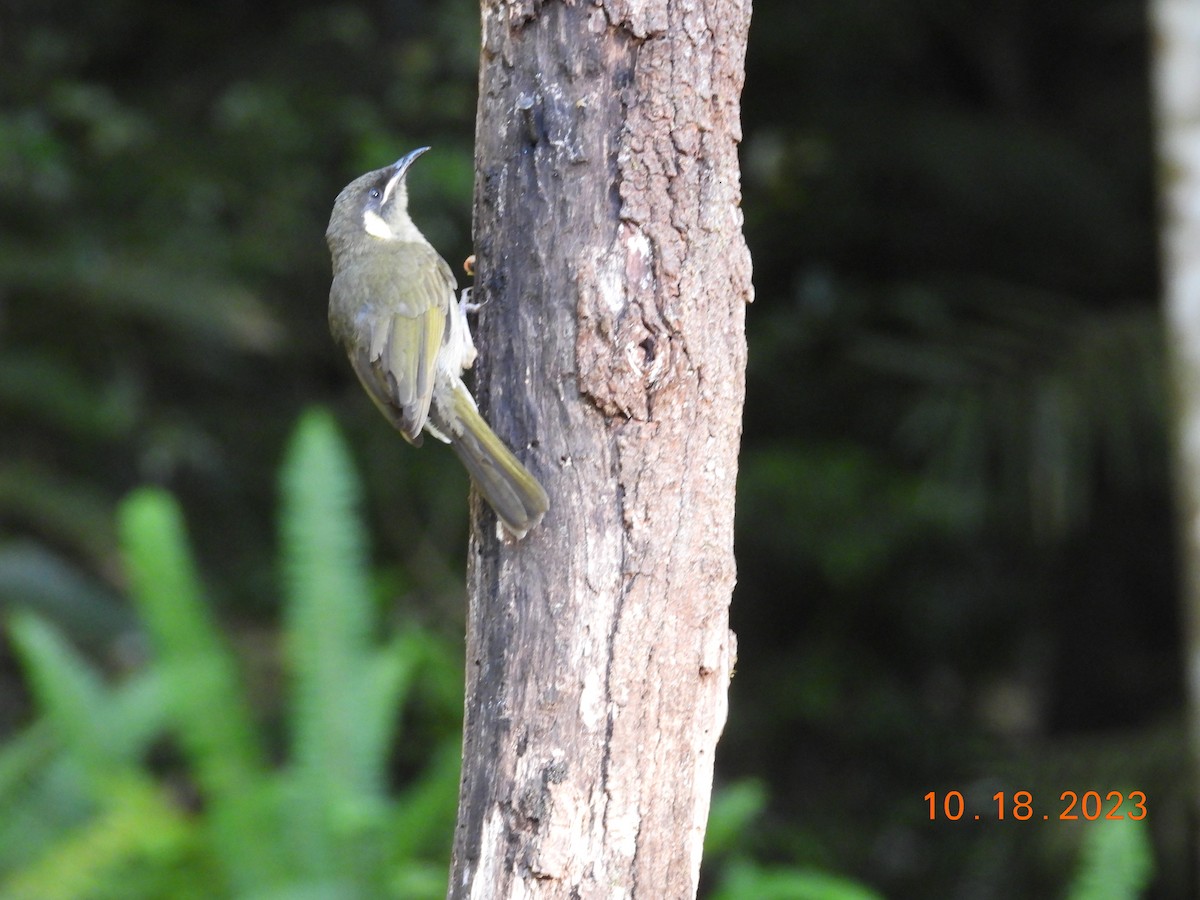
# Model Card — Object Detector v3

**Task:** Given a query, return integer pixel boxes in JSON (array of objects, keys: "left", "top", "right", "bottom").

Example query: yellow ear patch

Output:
[{"left": 364, "top": 209, "right": 395, "bottom": 240}]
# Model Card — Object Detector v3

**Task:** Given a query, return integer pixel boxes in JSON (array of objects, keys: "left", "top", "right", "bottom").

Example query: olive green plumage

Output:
[{"left": 326, "top": 147, "right": 548, "bottom": 538}]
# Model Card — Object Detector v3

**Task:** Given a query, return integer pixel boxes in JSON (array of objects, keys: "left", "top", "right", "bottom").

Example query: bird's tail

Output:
[{"left": 433, "top": 382, "right": 549, "bottom": 539}]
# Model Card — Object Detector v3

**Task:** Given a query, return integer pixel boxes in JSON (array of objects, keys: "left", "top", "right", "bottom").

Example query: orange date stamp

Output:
[{"left": 924, "top": 790, "right": 1147, "bottom": 822}]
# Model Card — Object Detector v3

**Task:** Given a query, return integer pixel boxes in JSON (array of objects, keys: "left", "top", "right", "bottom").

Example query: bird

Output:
[{"left": 325, "top": 147, "right": 549, "bottom": 538}]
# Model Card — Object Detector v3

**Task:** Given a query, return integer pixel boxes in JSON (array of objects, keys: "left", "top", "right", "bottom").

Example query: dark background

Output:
[{"left": 0, "top": 0, "right": 1185, "bottom": 896}]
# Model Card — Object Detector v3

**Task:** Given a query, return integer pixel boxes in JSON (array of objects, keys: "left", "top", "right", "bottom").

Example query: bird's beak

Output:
[{"left": 382, "top": 146, "right": 431, "bottom": 205}]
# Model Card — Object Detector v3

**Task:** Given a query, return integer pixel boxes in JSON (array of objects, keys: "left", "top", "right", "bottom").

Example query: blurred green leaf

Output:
[
  {"left": 738, "top": 442, "right": 980, "bottom": 588},
  {"left": 705, "top": 779, "right": 768, "bottom": 857},
  {"left": 0, "top": 351, "right": 139, "bottom": 439},
  {"left": 0, "top": 468, "right": 119, "bottom": 573},
  {"left": 278, "top": 407, "right": 401, "bottom": 883},
  {"left": 0, "top": 778, "right": 191, "bottom": 900},
  {"left": 0, "top": 542, "right": 131, "bottom": 642},
  {"left": 711, "top": 861, "right": 884, "bottom": 900},
  {"left": 8, "top": 614, "right": 121, "bottom": 787},
  {"left": 118, "top": 488, "right": 280, "bottom": 892},
  {"left": 1066, "top": 818, "right": 1154, "bottom": 900},
  {"left": 119, "top": 488, "right": 264, "bottom": 788}
]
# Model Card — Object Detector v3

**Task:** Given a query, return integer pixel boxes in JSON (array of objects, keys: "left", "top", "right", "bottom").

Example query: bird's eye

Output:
[{"left": 369, "top": 187, "right": 381, "bottom": 200}]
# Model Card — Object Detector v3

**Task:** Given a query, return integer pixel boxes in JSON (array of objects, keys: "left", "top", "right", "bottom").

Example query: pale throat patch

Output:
[
  {"left": 363, "top": 209, "right": 395, "bottom": 240},
  {"left": 363, "top": 208, "right": 422, "bottom": 243}
]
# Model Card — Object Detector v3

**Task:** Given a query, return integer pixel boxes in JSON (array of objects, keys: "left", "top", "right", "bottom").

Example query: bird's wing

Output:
[{"left": 342, "top": 244, "right": 456, "bottom": 443}]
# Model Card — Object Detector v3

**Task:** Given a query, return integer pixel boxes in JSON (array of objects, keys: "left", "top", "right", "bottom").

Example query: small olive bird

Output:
[{"left": 326, "top": 147, "right": 549, "bottom": 538}]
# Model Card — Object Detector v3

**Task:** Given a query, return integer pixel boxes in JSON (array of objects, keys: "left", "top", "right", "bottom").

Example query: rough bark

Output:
[
  {"left": 448, "top": 0, "right": 752, "bottom": 897},
  {"left": 1153, "top": 0, "right": 1200, "bottom": 871}
]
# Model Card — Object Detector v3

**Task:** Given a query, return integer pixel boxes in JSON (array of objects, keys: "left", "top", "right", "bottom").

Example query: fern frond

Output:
[
  {"left": 118, "top": 489, "right": 264, "bottom": 792},
  {"left": 280, "top": 408, "right": 376, "bottom": 790},
  {"left": 0, "top": 777, "right": 192, "bottom": 900},
  {"left": 6, "top": 614, "right": 114, "bottom": 788},
  {"left": 1066, "top": 818, "right": 1154, "bottom": 900},
  {"left": 278, "top": 408, "right": 385, "bottom": 880},
  {"left": 118, "top": 488, "right": 285, "bottom": 892}
]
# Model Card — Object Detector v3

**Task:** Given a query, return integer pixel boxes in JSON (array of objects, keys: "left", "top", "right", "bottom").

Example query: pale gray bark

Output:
[
  {"left": 1153, "top": 0, "right": 1200, "bottom": 870},
  {"left": 448, "top": 0, "right": 752, "bottom": 897}
]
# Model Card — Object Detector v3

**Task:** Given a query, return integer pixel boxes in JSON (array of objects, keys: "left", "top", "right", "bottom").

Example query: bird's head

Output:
[{"left": 326, "top": 146, "right": 430, "bottom": 253}]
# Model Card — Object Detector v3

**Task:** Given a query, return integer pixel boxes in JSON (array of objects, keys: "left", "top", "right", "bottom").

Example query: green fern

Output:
[
  {"left": 7, "top": 613, "right": 122, "bottom": 789},
  {"left": 0, "top": 777, "right": 192, "bottom": 900},
  {"left": 280, "top": 407, "right": 381, "bottom": 802},
  {"left": 119, "top": 487, "right": 285, "bottom": 893},
  {"left": 711, "top": 861, "right": 886, "bottom": 900},
  {"left": 704, "top": 779, "right": 768, "bottom": 857},
  {"left": 119, "top": 488, "right": 265, "bottom": 792},
  {"left": 0, "top": 408, "right": 461, "bottom": 898},
  {"left": 0, "top": 652, "right": 168, "bottom": 881},
  {"left": 1066, "top": 818, "right": 1154, "bottom": 900},
  {"left": 276, "top": 407, "right": 420, "bottom": 889}
]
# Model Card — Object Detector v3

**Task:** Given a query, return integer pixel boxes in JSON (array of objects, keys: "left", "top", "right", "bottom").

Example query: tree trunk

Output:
[
  {"left": 448, "top": 0, "right": 752, "bottom": 896},
  {"left": 1152, "top": 0, "right": 1200, "bottom": 875}
]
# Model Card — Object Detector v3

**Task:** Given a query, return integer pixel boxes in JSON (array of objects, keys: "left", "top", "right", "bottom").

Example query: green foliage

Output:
[
  {"left": 121, "top": 486, "right": 283, "bottom": 893},
  {"left": 738, "top": 442, "right": 981, "bottom": 589},
  {"left": 711, "top": 863, "right": 885, "bottom": 900},
  {"left": 1066, "top": 819, "right": 1155, "bottom": 900},
  {"left": 848, "top": 291, "right": 1165, "bottom": 540},
  {"left": 725, "top": 2, "right": 1181, "bottom": 895},
  {"left": 705, "top": 779, "right": 769, "bottom": 857},
  {"left": 0, "top": 617, "right": 189, "bottom": 898},
  {"left": 121, "top": 488, "right": 265, "bottom": 785},
  {"left": 0, "top": 776, "right": 194, "bottom": 900},
  {"left": 0, "top": 408, "right": 462, "bottom": 898},
  {"left": 704, "top": 780, "right": 883, "bottom": 900}
]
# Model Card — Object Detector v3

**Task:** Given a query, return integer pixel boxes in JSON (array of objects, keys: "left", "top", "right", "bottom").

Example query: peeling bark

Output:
[{"left": 450, "top": 0, "right": 751, "bottom": 895}]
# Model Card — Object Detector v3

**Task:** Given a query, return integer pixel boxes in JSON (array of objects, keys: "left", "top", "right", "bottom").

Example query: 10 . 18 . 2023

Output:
[{"left": 924, "top": 790, "right": 1147, "bottom": 822}]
